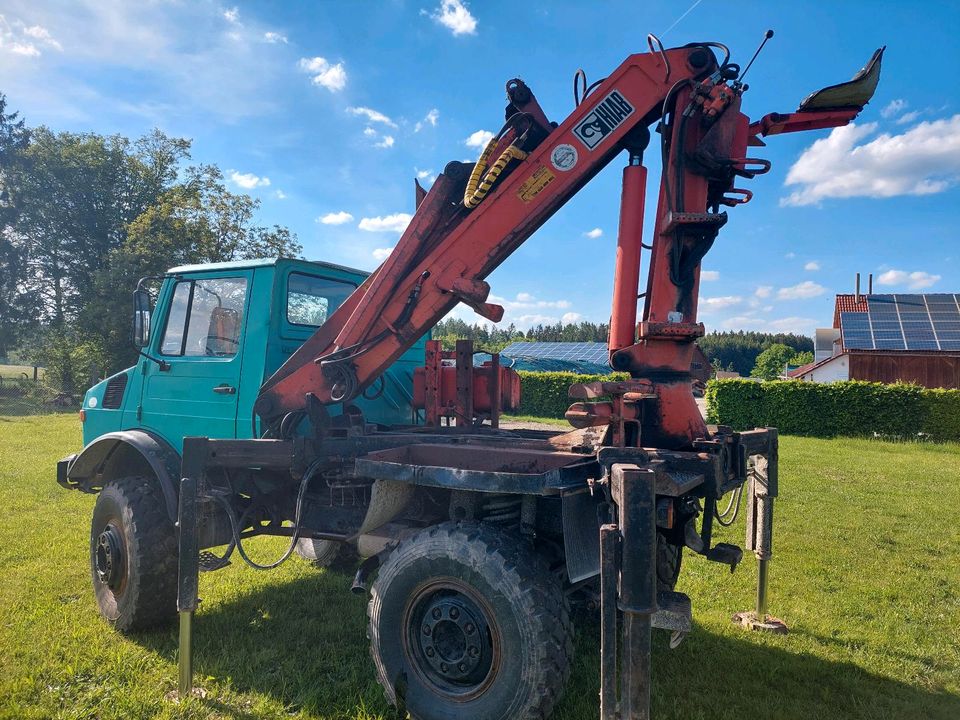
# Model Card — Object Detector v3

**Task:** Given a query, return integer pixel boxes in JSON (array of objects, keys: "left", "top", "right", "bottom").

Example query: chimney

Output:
[
  {"left": 868, "top": 273, "right": 873, "bottom": 294},
  {"left": 855, "top": 272, "right": 861, "bottom": 303}
]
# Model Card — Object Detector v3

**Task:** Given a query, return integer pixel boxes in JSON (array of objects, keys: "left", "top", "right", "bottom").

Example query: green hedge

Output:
[
  {"left": 516, "top": 371, "right": 627, "bottom": 419},
  {"left": 706, "top": 378, "right": 960, "bottom": 442}
]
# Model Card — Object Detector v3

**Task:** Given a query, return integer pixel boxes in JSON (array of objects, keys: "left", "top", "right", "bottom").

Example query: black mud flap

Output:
[{"left": 562, "top": 489, "right": 601, "bottom": 583}]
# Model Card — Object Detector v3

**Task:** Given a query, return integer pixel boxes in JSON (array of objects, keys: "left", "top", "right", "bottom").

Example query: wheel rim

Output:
[
  {"left": 403, "top": 579, "right": 501, "bottom": 701},
  {"left": 95, "top": 523, "right": 126, "bottom": 591}
]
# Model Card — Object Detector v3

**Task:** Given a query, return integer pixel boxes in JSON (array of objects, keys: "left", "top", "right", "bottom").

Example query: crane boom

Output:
[{"left": 255, "top": 40, "right": 883, "bottom": 449}]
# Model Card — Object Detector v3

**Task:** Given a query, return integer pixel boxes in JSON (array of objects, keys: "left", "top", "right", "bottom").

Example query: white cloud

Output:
[
  {"left": 317, "top": 211, "right": 354, "bottom": 225},
  {"left": 562, "top": 312, "right": 583, "bottom": 324},
  {"left": 223, "top": 7, "right": 239, "bottom": 23},
  {"left": 876, "top": 269, "right": 941, "bottom": 290},
  {"left": 701, "top": 270, "right": 720, "bottom": 281},
  {"left": 492, "top": 293, "right": 571, "bottom": 311},
  {"left": 430, "top": 0, "right": 478, "bottom": 36},
  {"left": 0, "top": 16, "right": 62, "bottom": 57},
  {"left": 804, "top": 261, "right": 820, "bottom": 271},
  {"left": 273, "top": 190, "right": 287, "bottom": 200},
  {"left": 0, "top": 5, "right": 297, "bottom": 122},
  {"left": 702, "top": 296, "right": 742, "bottom": 310},
  {"left": 785, "top": 252, "right": 796, "bottom": 259},
  {"left": 229, "top": 170, "right": 270, "bottom": 189},
  {"left": 358, "top": 213, "right": 413, "bottom": 233},
  {"left": 465, "top": 129, "right": 494, "bottom": 148},
  {"left": 298, "top": 56, "right": 347, "bottom": 91},
  {"left": 896, "top": 110, "right": 921, "bottom": 125},
  {"left": 583, "top": 228, "right": 603, "bottom": 239},
  {"left": 781, "top": 116, "right": 960, "bottom": 206},
  {"left": 777, "top": 280, "right": 826, "bottom": 300},
  {"left": 416, "top": 168, "right": 433, "bottom": 179},
  {"left": 755, "top": 285, "right": 773, "bottom": 298},
  {"left": 716, "top": 313, "right": 817, "bottom": 334},
  {"left": 263, "top": 31, "right": 287, "bottom": 44},
  {"left": 374, "top": 135, "right": 395, "bottom": 149},
  {"left": 880, "top": 98, "right": 906, "bottom": 119},
  {"left": 363, "top": 127, "right": 377, "bottom": 137},
  {"left": 21, "top": 24, "right": 61, "bottom": 51},
  {"left": 372, "top": 247, "right": 393, "bottom": 261},
  {"left": 347, "top": 106, "right": 397, "bottom": 127},
  {"left": 415, "top": 108, "right": 440, "bottom": 132}
]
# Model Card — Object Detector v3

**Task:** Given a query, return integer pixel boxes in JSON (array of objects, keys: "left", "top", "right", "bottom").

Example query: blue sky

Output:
[{"left": 1, "top": 0, "right": 958, "bottom": 336}]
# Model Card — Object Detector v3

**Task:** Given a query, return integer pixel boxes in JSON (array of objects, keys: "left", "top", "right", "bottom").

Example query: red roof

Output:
[
  {"left": 833, "top": 294, "right": 868, "bottom": 328},
  {"left": 788, "top": 362, "right": 815, "bottom": 378}
]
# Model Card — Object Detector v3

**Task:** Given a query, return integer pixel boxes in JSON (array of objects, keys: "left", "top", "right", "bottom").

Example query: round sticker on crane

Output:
[{"left": 550, "top": 144, "right": 578, "bottom": 171}]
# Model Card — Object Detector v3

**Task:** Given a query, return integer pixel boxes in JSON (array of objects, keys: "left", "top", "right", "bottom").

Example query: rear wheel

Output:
[
  {"left": 90, "top": 476, "right": 177, "bottom": 632},
  {"left": 657, "top": 532, "right": 683, "bottom": 592},
  {"left": 368, "top": 521, "right": 573, "bottom": 720}
]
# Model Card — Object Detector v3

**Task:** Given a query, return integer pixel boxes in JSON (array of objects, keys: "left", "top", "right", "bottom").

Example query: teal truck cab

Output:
[{"left": 57, "top": 257, "right": 423, "bottom": 628}]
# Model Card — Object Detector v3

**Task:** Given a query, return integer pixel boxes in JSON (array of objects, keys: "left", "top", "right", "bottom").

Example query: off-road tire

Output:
[
  {"left": 90, "top": 476, "right": 177, "bottom": 632},
  {"left": 368, "top": 521, "right": 573, "bottom": 720},
  {"left": 295, "top": 537, "right": 342, "bottom": 567},
  {"left": 657, "top": 532, "right": 682, "bottom": 592}
]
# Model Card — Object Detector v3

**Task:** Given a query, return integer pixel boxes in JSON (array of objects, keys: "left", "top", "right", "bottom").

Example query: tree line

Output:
[
  {"left": 435, "top": 320, "right": 814, "bottom": 378},
  {"left": 0, "top": 94, "right": 300, "bottom": 392}
]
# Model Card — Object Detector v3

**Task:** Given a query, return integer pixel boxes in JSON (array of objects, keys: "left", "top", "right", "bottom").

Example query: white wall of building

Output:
[{"left": 799, "top": 354, "right": 850, "bottom": 383}]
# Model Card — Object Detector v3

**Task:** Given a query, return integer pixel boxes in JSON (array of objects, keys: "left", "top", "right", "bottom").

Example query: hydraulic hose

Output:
[
  {"left": 463, "top": 137, "right": 528, "bottom": 209},
  {"left": 211, "top": 458, "right": 325, "bottom": 571}
]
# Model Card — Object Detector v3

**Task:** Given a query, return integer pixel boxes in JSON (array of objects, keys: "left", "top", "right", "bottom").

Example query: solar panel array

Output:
[
  {"left": 500, "top": 341, "right": 609, "bottom": 364},
  {"left": 840, "top": 294, "right": 960, "bottom": 352}
]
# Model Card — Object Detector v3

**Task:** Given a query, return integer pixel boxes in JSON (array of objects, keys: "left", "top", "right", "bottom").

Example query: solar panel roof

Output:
[
  {"left": 500, "top": 341, "right": 609, "bottom": 365},
  {"left": 840, "top": 294, "right": 960, "bottom": 352}
]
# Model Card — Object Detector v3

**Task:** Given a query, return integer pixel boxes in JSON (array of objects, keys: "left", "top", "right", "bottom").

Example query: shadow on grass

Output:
[{"left": 136, "top": 571, "right": 960, "bottom": 720}]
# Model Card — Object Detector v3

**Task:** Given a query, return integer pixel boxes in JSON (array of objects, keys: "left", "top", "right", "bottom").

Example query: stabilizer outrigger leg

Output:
[
  {"left": 175, "top": 438, "right": 205, "bottom": 698},
  {"left": 733, "top": 428, "right": 788, "bottom": 634},
  {"left": 600, "top": 463, "right": 658, "bottom": 720}
]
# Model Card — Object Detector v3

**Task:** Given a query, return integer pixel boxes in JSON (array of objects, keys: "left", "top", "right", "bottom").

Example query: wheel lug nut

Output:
[
  {"left": 425, "top": 647, "right": 435, "bottom": 657},
  {"left": 458, "top": 663, "right": 466, "bottom": 672},
  {"left": 468, "top": 646, "right": 479, "bottom": 657},
  {"left": 432, "top": 608, "right": 442, "bottom": 620},
  {"left": 465, "top": 623, "right": 474, "bottom": 633},
  {"left": 440, "top": 662, "right": 448, "bottom": 673},
  {"left": 422, "top": 625, "right": 431, "bottom": 636},
  {"left": 449, "top": 607, "right": 459, "bottom": 619}
]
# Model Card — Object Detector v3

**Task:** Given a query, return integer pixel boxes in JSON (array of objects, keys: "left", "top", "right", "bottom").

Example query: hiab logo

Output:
[{"left": 573, "top": 89, "right": 635, "bottom": 150}]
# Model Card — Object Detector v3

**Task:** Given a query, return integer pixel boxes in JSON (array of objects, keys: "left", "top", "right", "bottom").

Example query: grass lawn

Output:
[{"left": 1, "top": 413, "right": 958, "bottom": 719}]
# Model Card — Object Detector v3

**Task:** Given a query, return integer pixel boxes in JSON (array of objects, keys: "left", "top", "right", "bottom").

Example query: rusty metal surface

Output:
[{"left": 354, "top": 443, "right": 596, "bottom": 495}]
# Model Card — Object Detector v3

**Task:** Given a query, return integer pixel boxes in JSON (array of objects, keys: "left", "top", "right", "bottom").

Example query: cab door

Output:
[{"left": 139, "top": 272, "right": 252, "bottom": 445}]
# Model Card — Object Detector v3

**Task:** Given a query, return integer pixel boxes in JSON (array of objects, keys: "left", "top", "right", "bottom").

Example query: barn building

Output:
[{"left": 792, "top": 287, "right": 960, "bottom": 389}]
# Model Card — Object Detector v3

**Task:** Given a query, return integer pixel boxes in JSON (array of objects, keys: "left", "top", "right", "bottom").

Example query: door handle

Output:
[{"left": 213, "top": 384, "right": 237, "bottom": 395}]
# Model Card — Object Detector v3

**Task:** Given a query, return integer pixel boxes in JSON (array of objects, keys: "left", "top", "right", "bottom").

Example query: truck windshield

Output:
[
  {"left": 160, "top": 277, "right": 247, "bottom": 357},
  {"left": 287, "top": 272, "right": 355, "bottom": 327}
]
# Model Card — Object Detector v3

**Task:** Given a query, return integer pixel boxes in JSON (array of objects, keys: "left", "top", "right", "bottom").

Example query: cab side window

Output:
[
  {"left": 286, "top": 273, "right": 355, "bottom": 327},
  {"left": 160, "top": 277, "right": 248, "bottom": 357}
]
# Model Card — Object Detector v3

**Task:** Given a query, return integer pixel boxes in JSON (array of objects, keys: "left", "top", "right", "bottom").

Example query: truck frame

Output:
[{"left": 58, "top": 33, "right": 884, "bottom": 720}]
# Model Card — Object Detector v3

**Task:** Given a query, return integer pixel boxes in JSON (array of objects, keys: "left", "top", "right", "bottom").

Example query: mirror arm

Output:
[{"left": 132, "top": 275, "right": 169, "bottom": 370}]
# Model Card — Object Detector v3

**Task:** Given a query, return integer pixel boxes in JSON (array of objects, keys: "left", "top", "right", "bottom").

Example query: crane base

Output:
[{"left": 732, "top": 611, "right": 789, "bottom": 634}]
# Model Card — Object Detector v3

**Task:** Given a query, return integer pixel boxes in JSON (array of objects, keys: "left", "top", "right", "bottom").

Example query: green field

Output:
[{"left": 1, "top": 414, "right": 958, "bottom": 719}]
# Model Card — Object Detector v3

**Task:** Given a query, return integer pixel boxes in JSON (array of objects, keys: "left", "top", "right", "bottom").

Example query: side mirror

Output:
[{"left": 132, "top": 289, "right": 152, "bottom": 349}]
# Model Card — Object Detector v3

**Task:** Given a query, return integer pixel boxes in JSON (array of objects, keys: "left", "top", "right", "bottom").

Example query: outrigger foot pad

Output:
[{"left": 732, "top": 610, "right": 788, "bottom": 634}]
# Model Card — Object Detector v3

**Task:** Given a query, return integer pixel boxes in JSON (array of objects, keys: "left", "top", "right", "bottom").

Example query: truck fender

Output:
[{"left": 63, "top": 430, "right": 181, "bottom": 523}]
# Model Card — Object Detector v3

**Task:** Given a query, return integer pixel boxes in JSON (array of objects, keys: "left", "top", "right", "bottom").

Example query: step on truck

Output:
[{"left": 58, "top": 33, "right": 883, "bottom": 720}]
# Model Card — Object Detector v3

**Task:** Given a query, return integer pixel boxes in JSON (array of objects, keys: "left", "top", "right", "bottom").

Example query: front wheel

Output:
[
  {"left": 368, "top": 522, "right": 573, "bottom": 720},
  {"left": 90, "top": 476, "right": 177, "bottom": 632}
]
